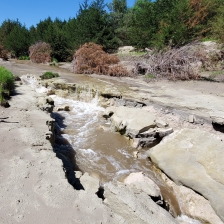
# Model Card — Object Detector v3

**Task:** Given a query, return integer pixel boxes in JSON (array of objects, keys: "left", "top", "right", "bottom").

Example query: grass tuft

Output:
[
  {"left": 0, "top": 66, "right": 15, "bottom": 106},
  {"left": 40, "top": 71, "right": 59, "bottom": 79}
]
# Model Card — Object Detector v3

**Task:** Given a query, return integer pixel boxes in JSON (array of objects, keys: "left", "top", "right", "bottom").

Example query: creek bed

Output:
[{"left": 51, "top": 95, "right": 181, "bottom": 216}]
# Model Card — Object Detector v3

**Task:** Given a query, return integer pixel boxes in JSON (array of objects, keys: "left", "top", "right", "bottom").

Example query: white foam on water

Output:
[
  {"left": 176, "top": 215, "right": 202, "bottom": 224},
  {"left": 79, "top": 148, "right": 97, "bottom": 156},
  {"left": 105, "top": 156, "right": 124, "bottom": 171},
  {"left": 118, "top": 148, "right": 131, "bottom": 158},
  {"left": 20, "top": 75, "right": 48, "bottom": 93},
  {"left": 116, "top": 169, "right": 130, "bottom": 176},
  {"left": 52, "top": 95, "right": 104, "bottom": 151},
  {"left": 61, "top": 134, "right": 72, "bottom": 145}
]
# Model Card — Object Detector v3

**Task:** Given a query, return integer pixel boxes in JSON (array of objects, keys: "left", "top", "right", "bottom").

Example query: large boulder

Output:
[
  {"left": 147, "top": 128, "right": 224, "bottom": 222},
  {"left": 161, "top": 173, "right": 223, "bottom": 224},
  {"left": 104, "top": 106, "right": 156, "bottom": 137},
  {"left": 104, "top": 181, "right": 178, "bottom": 224},
  {"left": 124, "top": 172, "right": 161, "bottom": 197}
]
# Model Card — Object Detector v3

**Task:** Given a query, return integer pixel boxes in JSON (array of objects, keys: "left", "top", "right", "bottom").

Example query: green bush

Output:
[
  {"left": 40, "top": 71, "right": 59, "bottom": 79},
  {"left": 0, "top": 66, "right": 14, "bottom": 105},
  {"left": 18, "top": 55, "right": 30, "bottom": 60}
]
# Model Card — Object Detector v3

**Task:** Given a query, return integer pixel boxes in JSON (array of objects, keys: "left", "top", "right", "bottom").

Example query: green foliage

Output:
[
  {"left": 0, "top": 66, "right": 14, "bottom": 105},
  {"left": 40, "top": 71, "right": 59, "bottom": 79},
  {"left": 1, "top": 0, "right": 224, "bottom": 60},
  {"left": 0, "top": 19, "right": 30, "bottom": 57},
  {"left": 209, "top": 4, "right": 224, "bottom": 42},
  {"left": 18, "top": 55, "right": 30, "bottom": 60},
  {"left": 128, "top": 0, "right": 156, "bottom": 49},
  {"left": 32, "top": 18, "right": 71, "bottom": 62},
  {"left": 0, "top": 45, "right": 8, "bottom": 60},
  {"left": 74, "top": 1, "right": 119, "bottom": 51}
]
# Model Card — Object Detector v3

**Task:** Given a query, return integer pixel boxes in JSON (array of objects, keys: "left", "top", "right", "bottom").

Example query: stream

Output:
[
  {"left": 21, "top": 74, "right": 182, "bottom": 217},
  {"left": 50, "top": 94, "right": 181, "bottom": 216}
]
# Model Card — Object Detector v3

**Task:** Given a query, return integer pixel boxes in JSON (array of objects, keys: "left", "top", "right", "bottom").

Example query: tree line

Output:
[{"left": 0, "top": 0, "right": 223, "bottom": 61}]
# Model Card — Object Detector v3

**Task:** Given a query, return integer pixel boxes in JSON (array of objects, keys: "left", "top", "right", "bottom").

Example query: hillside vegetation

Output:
[{"left": 0, "top": 0, "right": 223, "bottom": 62}]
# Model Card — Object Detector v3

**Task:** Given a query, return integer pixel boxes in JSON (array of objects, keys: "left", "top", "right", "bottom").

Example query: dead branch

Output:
[{"left": 134, "top": 41, "right": 224, "bottom": 81}]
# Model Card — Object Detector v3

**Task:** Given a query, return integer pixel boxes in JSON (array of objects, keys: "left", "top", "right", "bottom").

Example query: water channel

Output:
[
  {"left": 51, "top": 94, "right": 181, "bottom": 216},
  {"left": 22, "top": 75, "right": 181, "bottom": 217}
]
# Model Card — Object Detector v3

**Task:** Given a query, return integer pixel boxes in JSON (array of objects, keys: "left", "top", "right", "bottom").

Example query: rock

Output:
[
  {"left": 156, "top": 127, "right": 173, "bottom": 138},
  {"left": 75, "top": 171, "right": 83, "bottom": 179},
  {"left": 156, "top": 119, "right": 168, "bottom": 128},
  {"left": 132, "top": 137, "right": 157, "bottom": 148},
  {"left": 138, "top": 128, "right": 157, "bottom": 138},
  {"left": 46, "top": 96, "right": 54, "bottom": 105},
  {"left": 132, "top": 150, "right": 139, "bottom": 158},
  {"left": 80, "top": 173, "right": 100, "bottom": 194},
  {"left": 104, "top": 181, "right": 178, "bottom": 224},
  {"left": 118, "top": 46, "right": 135, "bottom": 54},
  {"left": 37, "top": 96, "right": 54, "bottom": 113},
  {"left": 147, "top": 128, "right": 224, "bottom": 222},
  {"left": 104, "top": 106, "right": 156, "bottom": 137},
  {"left": 161, "top": 173, "right": 223, "bottom": 224},
  {"left": 57, "top": 105, "right": 70, "bottom": 111},
  {"left": 188, "top": 115, "right": 195, "bottom": 123},
  {"left": 210, "top": 111, "right": 224, "bottom": 125},
  {"left": 124, "top": 172, "right": 161, "bottom": 197}
]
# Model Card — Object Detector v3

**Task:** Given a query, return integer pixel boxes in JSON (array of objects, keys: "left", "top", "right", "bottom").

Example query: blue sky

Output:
[{"left": 0, "top": 0, "right": 136, "bottom": 28}]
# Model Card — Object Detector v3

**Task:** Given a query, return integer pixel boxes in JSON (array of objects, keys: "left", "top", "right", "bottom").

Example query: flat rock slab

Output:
[
  {"left": 105, "top": 106, "right": 156, "bottom": 136},
  {"left": 104, "top": 181, "right": 178, "bottom": 224},
  {"left": 147, "top": 128, "right": 224, "bottom": 222}
]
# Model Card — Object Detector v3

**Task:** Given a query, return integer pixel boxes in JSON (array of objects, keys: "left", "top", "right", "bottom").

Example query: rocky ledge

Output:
[{"left": 147, "top": 128, "right": 224, "bottom": 223}]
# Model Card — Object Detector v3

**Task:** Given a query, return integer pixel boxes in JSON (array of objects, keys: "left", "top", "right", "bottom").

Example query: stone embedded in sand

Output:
[{"left": 147, "top": 128, "right": 224, "bottom": 222}]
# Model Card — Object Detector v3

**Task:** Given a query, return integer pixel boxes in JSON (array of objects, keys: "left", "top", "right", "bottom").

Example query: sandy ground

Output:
[{"left": 0, "top": 81, "right": 123, "bottom": 223}]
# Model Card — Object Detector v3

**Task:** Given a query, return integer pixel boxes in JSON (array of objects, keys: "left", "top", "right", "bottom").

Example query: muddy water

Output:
[
  {"left": 51, "top": 95, "right": 181, "bottom": 216},
  {"left": 18, "top": 73, "right": 180, "bottom": 216}
]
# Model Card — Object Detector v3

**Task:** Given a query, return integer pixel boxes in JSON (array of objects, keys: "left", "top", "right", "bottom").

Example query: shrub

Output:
[
  {"left": 0, "top": 66, "right": 14, "bottom": 105},
  {"left": 18, "top": 55, "right": 30, "bottom": 60},
  {"left": 0, "top": 45, "right": 8, "bottom": 60},
  {"left": 135, "top": 41, "right": 224, "bottom": 81},
  {"left": 72, "top": 42, "right": 129, "bottom": 76},
  {"left": 29, "top": 41, "right": 51, "bottom": 63},
  {"left": 40, "top": 71, "right": 59, "bottom": 79}
]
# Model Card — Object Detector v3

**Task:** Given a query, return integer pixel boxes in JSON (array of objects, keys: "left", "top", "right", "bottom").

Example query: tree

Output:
[
  {"left": 0, "top": 19, "right": 19, "bottom": 45},
  {"left": 31, "top": 18, "right": 71, "bottom": 61},
  {"left": 128, "top": 0, "right": 156, "bottom": 48},
  {"left": 108, "top": 0, "right": 129, "bottom": 46},
  {"left": 74, "top": 0, "right": 118, "bottom": 50},
  {"left": 0, "top": 20, "right": 31, "bottom": 57},
  {"left": 209, "top": 1, "right": 224, "bottom": 42}
]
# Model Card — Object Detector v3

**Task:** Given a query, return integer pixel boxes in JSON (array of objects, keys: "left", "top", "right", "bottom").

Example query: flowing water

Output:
[
  {"left": 51, "top": 94, "right": 181, "bottom": 216},
  {"left": 21, "top": 75, "right": 181, "bottom": 216}
]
